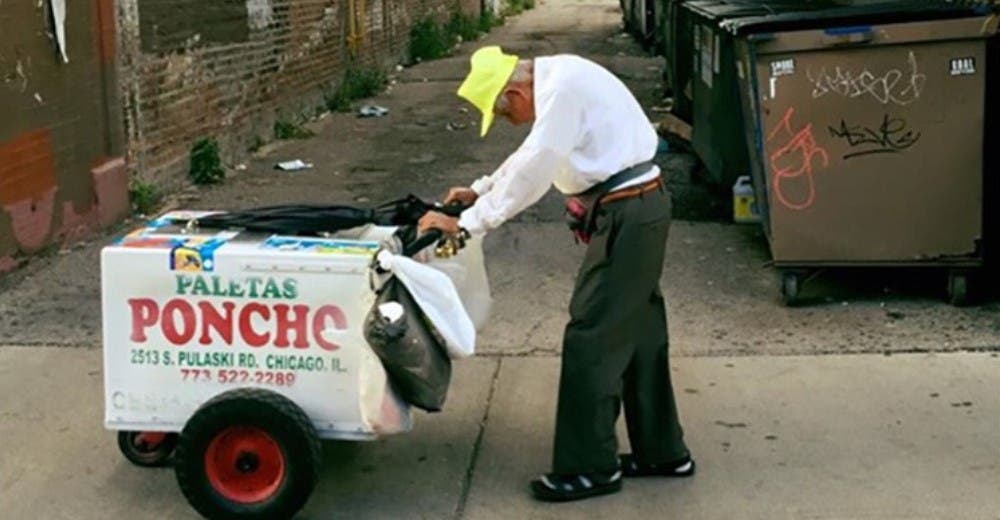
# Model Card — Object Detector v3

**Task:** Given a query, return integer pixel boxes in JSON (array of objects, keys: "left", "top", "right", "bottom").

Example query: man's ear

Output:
[
  {"left": 508, "top": 83, "right": 531, "bottom": 100},
  {"left": 504, "top": 86, "right": 531, "bottom": 110}
]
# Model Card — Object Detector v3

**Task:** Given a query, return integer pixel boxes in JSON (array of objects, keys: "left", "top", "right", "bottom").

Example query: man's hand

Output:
[
  {"left": 418, "top": 211, "right": 460, "bottom": 235},
  {"left": 443, "top": 187, "right": 478, "bottom": 207}
]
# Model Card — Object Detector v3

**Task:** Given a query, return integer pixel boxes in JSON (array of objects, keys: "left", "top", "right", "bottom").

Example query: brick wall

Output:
[
  {"left": 0, "top": 0, "right": 128, "bottom": 273},
  {"left": 118, "top": 0, "right": 481, "bottom": 191}
]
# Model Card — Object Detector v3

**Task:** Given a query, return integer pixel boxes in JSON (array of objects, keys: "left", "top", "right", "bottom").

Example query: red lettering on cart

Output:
[
  {"left": 274, "top": 304, "right": 310, "bottom": 349},
  {"left": 767, "top": 107, "right": 829, "bottom": 211},
  {"left": 162, "top": 300, "right": 197, "bottom": 344},
  {"left": 126, "top": 299, "right": 347, "bottom": 351},
  {"left": 198, "top": 301, "right": 236, "bottom": 345},
  {"left": 128, "top": 298, "right": 158, "bottom": 342},
  {"left": 313, "top": 306, "right": 347, "bottom": 351},
  {"left": 239, "top": 303, "right": 272, "bottom": 347}
]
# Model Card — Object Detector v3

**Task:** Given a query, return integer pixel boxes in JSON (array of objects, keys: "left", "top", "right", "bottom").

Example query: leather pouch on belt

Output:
[{"left": 564, "top": 195, "right": 601, "bottom": 245}]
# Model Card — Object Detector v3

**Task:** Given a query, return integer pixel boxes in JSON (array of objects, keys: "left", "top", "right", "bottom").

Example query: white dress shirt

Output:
[{"left": 458, "top": 54, "right": 660, "bottom": 235}]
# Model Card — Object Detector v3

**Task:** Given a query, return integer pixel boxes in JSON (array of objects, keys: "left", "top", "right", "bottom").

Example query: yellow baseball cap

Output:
[{"left": 457, "top": 46, "right": 519, "bottom": 137}]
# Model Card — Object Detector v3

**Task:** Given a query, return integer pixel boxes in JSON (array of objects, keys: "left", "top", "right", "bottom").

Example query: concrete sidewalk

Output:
[
  {"left": 1, "top": 347, "right": 997, "bottom": 519},
  {"left": 465, "top": 354, "right": 1000, "bottom": 520},
  {"left": 2, "top": 0, "right": 998, "bottom": 358}
]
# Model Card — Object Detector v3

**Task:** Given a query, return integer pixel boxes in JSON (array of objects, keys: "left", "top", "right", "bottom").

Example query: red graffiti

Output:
[{"left": 767, "top": 108, "right": 829, "bottom": 211}]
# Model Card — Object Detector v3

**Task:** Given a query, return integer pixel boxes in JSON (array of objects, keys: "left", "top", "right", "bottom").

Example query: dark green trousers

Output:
[{"left": 552, "top": 185, "right": 688, "bottom": 475}]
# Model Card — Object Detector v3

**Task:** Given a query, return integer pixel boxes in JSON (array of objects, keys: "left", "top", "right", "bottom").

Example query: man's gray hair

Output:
[
  {"left": 509, "top": 60, "right": 533, "bottom": 84},
  {"left": 495, "top": 60, "right": 533, "bottom": 112}
]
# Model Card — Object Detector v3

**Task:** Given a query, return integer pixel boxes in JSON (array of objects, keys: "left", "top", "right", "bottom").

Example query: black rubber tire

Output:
[
  {"left": 117, "top": 431, "right": 179, "bottom": 467},
  {"left": 948, "top": 271, "right": 971, "bottom": 307},
  {"left": 174, "top": 389, "right": 321, "bottom": 520},
  {"left": 781, "top": 271, "right": 801, "bottom": 307}
]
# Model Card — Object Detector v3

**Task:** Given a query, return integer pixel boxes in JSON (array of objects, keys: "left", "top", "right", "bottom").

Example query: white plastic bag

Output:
[
  {"left": 429, "top": 233, "right": 492, "bottom": 331},
  {"left": 376, "top": 250, "right": 476, "bottom": 359},
  {"left": 358, "top": 342, "right": 412, "bottom": 435}
]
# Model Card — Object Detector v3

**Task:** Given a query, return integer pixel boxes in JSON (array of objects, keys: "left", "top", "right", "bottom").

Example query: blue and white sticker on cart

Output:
[{"left": 261, "top": 237, "right": 380, "bottom": 256}]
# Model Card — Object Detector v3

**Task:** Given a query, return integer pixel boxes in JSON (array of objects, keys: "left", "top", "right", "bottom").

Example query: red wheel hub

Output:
[
  {"left": 204, "top": 426, "right": 285, "bottom": 504},
  {"left": 135, "top": 432, "right": 168, "bottom": 450}
]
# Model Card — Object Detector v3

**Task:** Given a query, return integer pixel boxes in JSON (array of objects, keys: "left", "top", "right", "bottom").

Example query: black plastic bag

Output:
[{"left": 363, "top": 276, "right": 452, "bottom": 412}]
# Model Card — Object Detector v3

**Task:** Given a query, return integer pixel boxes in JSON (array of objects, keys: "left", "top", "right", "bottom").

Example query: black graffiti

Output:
[{"left": 828, "top": 114, "right": 922, "bottom": 160}]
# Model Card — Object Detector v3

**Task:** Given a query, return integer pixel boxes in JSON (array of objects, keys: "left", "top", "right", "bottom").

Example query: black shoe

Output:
[
  {"left": 530, "top": 470, "right": 623, "bottom": 502},
  {"left": 619, "top": 453, "right": 696, "bottom": 478}
]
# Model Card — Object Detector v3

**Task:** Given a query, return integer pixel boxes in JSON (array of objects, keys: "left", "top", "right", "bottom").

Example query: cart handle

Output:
[
  {"left": 399, "top": 201, "right": 469, "bottom": 257},
  {"left": 430, "top": 201, "right": 467, "bottom": 217},
  {"left": 403, "top": 229, "right": 444, "bottom": 257}
]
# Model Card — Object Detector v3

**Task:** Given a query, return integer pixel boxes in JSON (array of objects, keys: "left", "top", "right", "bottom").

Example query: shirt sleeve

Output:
[
  {"left": 458, "top": 146, "right": 568, "bottom": 234},
  {"left": 469, "top": 175, "right": 493, "bottom": 196},
  {"left": 458, "top": 90, "right": 584, "bottom": 235},
  {"left": 469, "top": 152, "right": 519, "bottom": 195}
]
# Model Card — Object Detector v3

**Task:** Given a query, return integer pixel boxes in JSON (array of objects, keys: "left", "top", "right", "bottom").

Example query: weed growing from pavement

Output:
[
  {"left": 410, "top": 3, "right": 507, "bottom": 62},
  {"left": 248, "top": 134, "right": 265, "bottom": 153},
  {"left": 273, "top": 120, "right": 315, "bottom": 140},
  {"left": 130, "top": 179, "right": 161, "bottom": 215},
  {"left": 189, "top": 138, "right": 226, "bottom": 185},
  {"left": 447, "top": 6, "right": 481, "bottom": 42},
  {"left": 325, "top": 64, "right": 388, "bottom": 112},
  {"left": 478, "top": 7, "right": 502, "bottom": 33},
  {"left": 504, "top": 0, "right": 534, "bottom": 16},
  {"left": 410, "top": 14, "right": 452, "bottom": 61}
]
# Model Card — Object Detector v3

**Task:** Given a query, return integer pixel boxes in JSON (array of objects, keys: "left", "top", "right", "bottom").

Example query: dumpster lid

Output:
[
  {"left": 685, "top": 0, "right": 842, "bottom": 22},
  {"left": 723, "top": 0, "right": 996, "bottom": 36}
]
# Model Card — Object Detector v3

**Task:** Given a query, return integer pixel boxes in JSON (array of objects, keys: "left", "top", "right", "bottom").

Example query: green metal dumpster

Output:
[
  {"left": 667, "top": 1, "right": 838, "bottom": 126},
  {"left": 664, "top": 0, "right": 702, "bottom": 122},
  {"left": 651, "top": 0, "right": 673, "bottom": 55},
  {"left": 729, "top": 2, "right": 998, "bottom": 305},
  {"left": 624, "top": 0, "right": 657, "bottom": 48},
  {"left": 686, "top": 1, "right": 838, "bottom": 189}
]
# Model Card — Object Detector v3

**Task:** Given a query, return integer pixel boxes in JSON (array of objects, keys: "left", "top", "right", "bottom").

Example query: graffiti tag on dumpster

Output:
[
  {"left": 828, "top": 114, "right": 922, "bottom": 160},
  {"left": 767, "top": 107, "right": 829, "bottom": 211},
  {"left": 806, "top": 52, "right": 926, "bottom": 106}
]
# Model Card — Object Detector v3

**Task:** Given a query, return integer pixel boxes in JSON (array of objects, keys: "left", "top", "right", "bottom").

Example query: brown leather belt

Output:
[{"left": 599, "top": 177, "right": 662, "bottom": 205}]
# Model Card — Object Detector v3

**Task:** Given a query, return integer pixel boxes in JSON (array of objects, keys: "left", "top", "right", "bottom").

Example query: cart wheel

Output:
[
  {"left": 118, "top": 431, "right": 179, "bottom": 467},
  {"left": 781, "top": 271, "right": 801, "bottom": 306},
  {"left": 174, "top": 389, "right": 321, "bottom": 520},
  {"left": 948, "top": 271, "right": 971, "bottom": 307}
]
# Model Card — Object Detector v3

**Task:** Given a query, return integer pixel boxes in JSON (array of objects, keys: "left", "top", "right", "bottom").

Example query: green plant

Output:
[
  {"left": 273, "top": 120, "right": 314, "bottom": 140},
  {"left": 324, "top": 88, "right": 352, "bottom": 113},
  {"left": 409, "top": 15, "right": 451, "bottom": 61},
  {"left": 478, "top": 7, "right": 502, "bottom": 32},
  {"left": 409, "top": 4, "right": 504, "bottom": 63},
  {"left": 351, "top": 67, "right": 387, "bottom": 98},
  {"left": 324, "top": 64, "right": 387, "bottom": 112},
  {"left": 130, "top": 180, "right": 161, "bottom": 215},
  {"left": 189, "top": 138, "right": 226, "bottom": 185},
  {"left": 504, "top": 0, "right": 534, "bottom": 16},
  {"left": 446, "top": 6, "right": 480, "bottom": 42},
  {"left": 248, "top": 134, "right": 265, "bottom": 153}
]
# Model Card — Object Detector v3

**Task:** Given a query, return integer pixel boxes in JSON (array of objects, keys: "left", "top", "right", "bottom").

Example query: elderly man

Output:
[{"left": 418, "top": 46, "right": 694, "bottom": 502}]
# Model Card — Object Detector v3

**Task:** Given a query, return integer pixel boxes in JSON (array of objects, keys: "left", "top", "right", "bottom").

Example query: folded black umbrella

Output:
[{"left": 188, "top": 195, "right": 433, "bottom": 236}]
